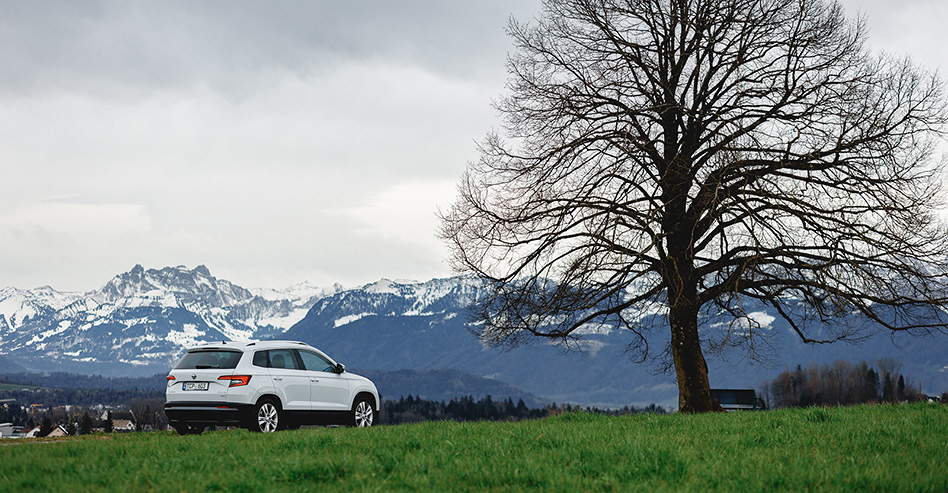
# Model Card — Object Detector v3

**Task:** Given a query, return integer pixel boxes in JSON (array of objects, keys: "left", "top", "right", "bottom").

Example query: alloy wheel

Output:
[
  {"left": 354, "top": 400, "right": 374, "bottom": 427},
  {"left": 257, "top": 402, "right": 279, "bottom": 432}
]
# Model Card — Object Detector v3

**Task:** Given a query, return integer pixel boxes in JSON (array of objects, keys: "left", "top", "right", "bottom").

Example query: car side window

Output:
[
  {"left": 297, "top": 350, "right": 336, "bottom": 373},
  {"left": 267, "top": 349, "right": 300, "bottom": 370},
  {"left": 252, "top": 350, "right": 269, "bottom": 368}
]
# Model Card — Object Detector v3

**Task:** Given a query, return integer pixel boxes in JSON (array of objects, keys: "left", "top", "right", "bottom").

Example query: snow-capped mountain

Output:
[
  {"left": 0, "top": 286, "right": 83, "bottom": 333},
  {"left": 92, "top": 264, "right": 251, "bottom": 308},
  {"left": 296, "top": 276, "right": 480, "bottom": 330},
  {"left": 0, "top": 265, "right": 334, "bottom": 375}
]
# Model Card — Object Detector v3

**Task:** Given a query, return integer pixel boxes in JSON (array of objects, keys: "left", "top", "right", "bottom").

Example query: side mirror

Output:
[{"left": 334, "top": 363, "right": 346, "bottom": 374}]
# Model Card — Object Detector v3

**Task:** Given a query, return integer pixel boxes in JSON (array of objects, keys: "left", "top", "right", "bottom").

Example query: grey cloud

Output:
[{"left": 0, "top": 0, "right": 540, "bottom": 99}]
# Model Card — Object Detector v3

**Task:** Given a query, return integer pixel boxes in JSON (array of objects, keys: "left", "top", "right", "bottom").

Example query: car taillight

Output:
[
  {"left": 218, "top": 375, "right": 251, "bottom": 387},
  {"left": 166, "top": 375, "right": 176, "bottom": 381}
]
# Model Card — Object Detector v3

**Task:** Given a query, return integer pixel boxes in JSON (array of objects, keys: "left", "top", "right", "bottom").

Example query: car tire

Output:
[
  {"left": 251, "top": 398, "right": 282, "bottom": 433},
  {"left": 351, "top": 397, "right": 375, "bottom": 427}
]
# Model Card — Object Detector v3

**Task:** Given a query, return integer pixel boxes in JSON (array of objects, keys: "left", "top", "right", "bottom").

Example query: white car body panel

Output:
[{"left": 164, "top": 340, "right": 380, "bottom": 432}]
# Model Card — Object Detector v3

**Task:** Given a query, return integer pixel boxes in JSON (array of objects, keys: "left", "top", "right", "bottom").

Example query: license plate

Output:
[{"left": 182, "top": 382, "right": 209, "bottom": 391}]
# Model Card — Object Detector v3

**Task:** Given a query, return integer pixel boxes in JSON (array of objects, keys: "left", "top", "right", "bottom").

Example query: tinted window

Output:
[
  {"left": 266, "top": 349, "right": 300, "bottom": 370},
  {"left": 175, "top": 350, "right": 242, "bottom": 369},
  {"left": 298, "top": 350, "right": 335, "bottom": 372},
  {"left": 252, "top": 350, "right": 269, "bottom": 368}
]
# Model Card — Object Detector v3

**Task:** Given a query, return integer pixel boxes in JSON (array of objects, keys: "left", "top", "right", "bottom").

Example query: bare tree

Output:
[{"left": 441, "top": 0, "right": 948, "bottom": 412}]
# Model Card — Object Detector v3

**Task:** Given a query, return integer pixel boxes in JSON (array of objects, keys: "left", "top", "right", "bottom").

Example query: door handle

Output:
[
  {"left": 273, "top": 377, "right": 283, "bottom": 381},
  {"left": 311, "top": 378, "right": 319, "bottom": 383}
]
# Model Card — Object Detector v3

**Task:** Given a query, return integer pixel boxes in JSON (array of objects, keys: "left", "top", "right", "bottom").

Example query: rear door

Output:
[
  {"left": 297, "top": 349, "right": 350, "bottom": 411},
  {"left": 263, "top": 348, "right": 311, "bottom": 411}
]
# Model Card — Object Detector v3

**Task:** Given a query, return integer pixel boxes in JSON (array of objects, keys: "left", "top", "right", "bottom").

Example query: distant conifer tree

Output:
[
  {"left": 79, "top": 411, "right": 94, "bottom": 435},
  {"left": 39, "top": 417, "right": 53, "bottom": 437}
]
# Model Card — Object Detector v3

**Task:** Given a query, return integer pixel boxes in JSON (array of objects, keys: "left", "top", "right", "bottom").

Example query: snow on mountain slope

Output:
[
  {"left": 0, "top": 286, "right": 83, "bottom": 333},
  {"left": 92, "top": 264, "right": 253, "bottom": 308},
  {"left": 248, "top": 281, "right": 345, "bottom": 328},
  {"left": 251, "top": 281, "right": 344, "bottom": 302},
  {"left": 0, "top": 265, "right": 337, "bottom": 375},
  {"left": 294, "top": 276, "right": 481, "bottom": 330}
]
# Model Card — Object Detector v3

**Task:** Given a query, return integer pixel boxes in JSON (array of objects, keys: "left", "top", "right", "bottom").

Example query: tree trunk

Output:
[
  {"left": 669, "top": 288, "right": 724, "bottom": 413},
  {"left": 661, "top": 155, "right": 723, "bottom": 413},
  {"left": 663, "top": 217, "right": 723, "bottom": 413}
]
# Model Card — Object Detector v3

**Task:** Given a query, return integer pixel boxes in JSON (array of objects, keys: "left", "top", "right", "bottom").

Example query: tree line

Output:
[
  {"left": 0, "top": 387, "right": 163, "bottom": 409},
  {"left": 761, "top": 359, "right": 938, "bottom": 408},
  {"left": 0, "top": 372, "right": 166, "bottom": 392},
  {"left": 378, "top": 395, "right": 667, "bottom": 425}
]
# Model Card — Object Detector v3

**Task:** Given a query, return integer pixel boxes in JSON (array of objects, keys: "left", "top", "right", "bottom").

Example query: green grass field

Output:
[
  {"left": 0, "top": 383, "right": 38, "bottom": 391},
  {"left": 1, "top": 403, "right": 945, "bottom": 492}
]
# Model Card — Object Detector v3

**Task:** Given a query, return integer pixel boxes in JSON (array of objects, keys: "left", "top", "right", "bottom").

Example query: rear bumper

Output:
[{"left": 164, "top": 401, "right": 252, "bottom": 426}]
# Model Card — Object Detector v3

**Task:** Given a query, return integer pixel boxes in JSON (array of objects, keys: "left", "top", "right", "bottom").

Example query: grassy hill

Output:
[
  {"left": 1, "top": 403, "right": 945, "bottom": 491},
  {"left": 0, "top": 382, "right": 38, "bottom": 391}
]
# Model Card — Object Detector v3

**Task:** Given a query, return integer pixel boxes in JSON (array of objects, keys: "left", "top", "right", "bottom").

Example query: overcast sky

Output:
[{"left": 1, "top": 1, "right": 946, "bottom": 292}]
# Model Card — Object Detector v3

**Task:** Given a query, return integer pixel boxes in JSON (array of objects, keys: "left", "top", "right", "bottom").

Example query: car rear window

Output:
[{"left": 175, "top": 349, "right": 243, "bottom": 369}]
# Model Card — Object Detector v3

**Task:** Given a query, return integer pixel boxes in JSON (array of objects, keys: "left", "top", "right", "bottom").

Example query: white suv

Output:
[{"left": 163, "top": 341, "right": 379, "bottom": 434}]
